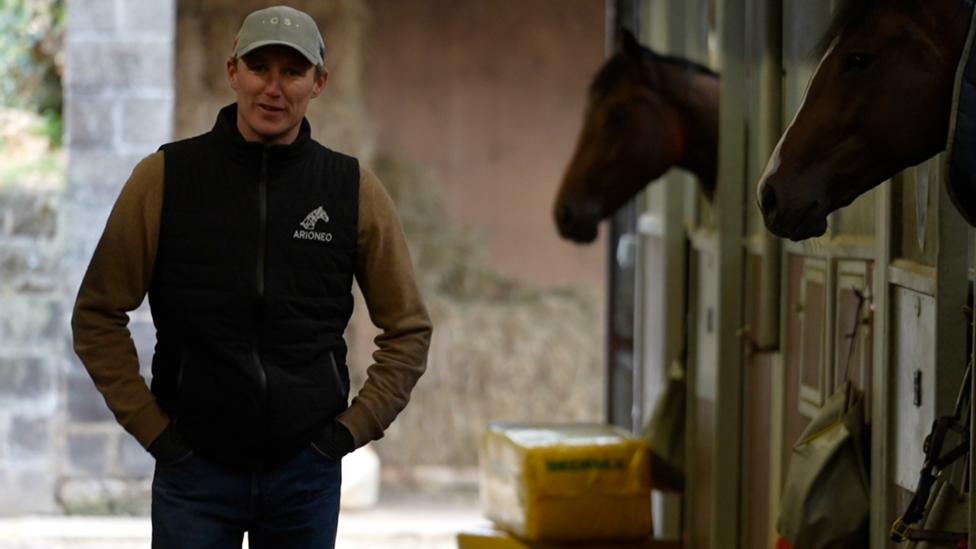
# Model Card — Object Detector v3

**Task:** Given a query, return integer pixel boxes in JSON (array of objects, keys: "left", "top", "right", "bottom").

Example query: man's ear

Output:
[
  {"left": 227, "top": 58, "right": 239, "bottom": 91},
  {"left": 311, "top": 68, "right": 329, "bottom": 98}
]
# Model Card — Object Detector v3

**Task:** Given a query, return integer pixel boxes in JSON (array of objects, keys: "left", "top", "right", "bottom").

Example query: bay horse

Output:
[
  {"left": 756, "top": 0, "right": 974, "bottom": 240},
  {"left": 554, "top": 29, "right": 720, "bottom": 243}
]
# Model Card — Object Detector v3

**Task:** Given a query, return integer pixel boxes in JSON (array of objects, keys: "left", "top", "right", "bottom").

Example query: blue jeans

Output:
[{"left": 151, "top": 444, "right": 342, "bottom": 549}]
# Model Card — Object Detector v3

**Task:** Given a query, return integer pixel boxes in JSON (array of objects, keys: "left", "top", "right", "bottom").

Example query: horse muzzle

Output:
[
  {"left": 758, "top": 179, "right": 829, "bottom": 241},
  {"left": 554, "top": 200, "right": 601, "bottom": 243}
]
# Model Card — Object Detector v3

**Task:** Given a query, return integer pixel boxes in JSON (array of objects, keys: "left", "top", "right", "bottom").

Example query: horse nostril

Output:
[
  {"left": 556, "top": 203, "right": 575, "bottom": 228},
  {"left": 759, "top": 183, "right": 778, "bottom": 215}
]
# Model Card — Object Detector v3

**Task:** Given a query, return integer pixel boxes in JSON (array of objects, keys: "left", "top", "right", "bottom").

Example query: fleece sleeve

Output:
[{"left": 337, "top": 166, "right": 433, "bottom": 447}]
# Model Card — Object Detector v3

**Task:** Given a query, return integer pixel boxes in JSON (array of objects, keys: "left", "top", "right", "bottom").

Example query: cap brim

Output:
[{"left": 235, "top": 39, "right": 321, "bottom": 66}]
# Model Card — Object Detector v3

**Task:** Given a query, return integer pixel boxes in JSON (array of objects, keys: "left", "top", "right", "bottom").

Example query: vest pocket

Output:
[
  {"left": 263, "top": 350, "right": 348, "bottom": 418},
  {"left": 175, "top": 350, "right": 264, "bottom": 454}
]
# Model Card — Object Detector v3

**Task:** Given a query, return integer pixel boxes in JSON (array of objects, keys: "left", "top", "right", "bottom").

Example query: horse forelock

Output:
[
  {"left": 815, "top": 0, "right": 972, "bottom": 58},
  {"left": 816, "top": 0, "right": 888, "bottom": 56},
  {"left": 590, "top": 53, "right": 633, "bottom": 97}
]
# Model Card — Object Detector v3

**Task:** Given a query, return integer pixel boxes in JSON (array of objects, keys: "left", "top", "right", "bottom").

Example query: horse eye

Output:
[
  {"left": 841, "top": 52, "right": 876, "bottom": 73},
  {"left": 607, "top": 106, "right": 627, "bottom": 125}
]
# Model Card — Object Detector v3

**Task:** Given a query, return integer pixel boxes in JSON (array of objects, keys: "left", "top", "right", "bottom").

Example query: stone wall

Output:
[
  {"left": 0, "top": 164, "right": 63, "bottom": 515},
  {"left": 56, "top": 0, "right": 176, "bottom": 513}
]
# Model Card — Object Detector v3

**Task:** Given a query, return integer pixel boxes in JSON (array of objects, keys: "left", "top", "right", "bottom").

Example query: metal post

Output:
[{"left": 604, "top": 0, "right": 643, "bottom": 432}]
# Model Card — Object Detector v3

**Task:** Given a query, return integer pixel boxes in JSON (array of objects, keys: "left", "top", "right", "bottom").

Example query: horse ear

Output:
[{"left": 618, "top": 28, "right": 644, "bottom": 60}]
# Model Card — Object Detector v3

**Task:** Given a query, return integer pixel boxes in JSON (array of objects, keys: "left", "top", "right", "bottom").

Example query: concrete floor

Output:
[{"left": 0, "top": 486, "right": 486, "bottom": 549}]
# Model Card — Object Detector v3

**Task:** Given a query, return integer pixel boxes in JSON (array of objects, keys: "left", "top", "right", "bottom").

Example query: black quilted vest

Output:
[{"left": 148, "top": 104, "right": 360, "bottom": 471}]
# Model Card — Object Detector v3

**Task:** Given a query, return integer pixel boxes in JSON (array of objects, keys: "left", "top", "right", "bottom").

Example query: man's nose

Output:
[{"left": 264, "top": 71, "right": 283, "bottom": 95}]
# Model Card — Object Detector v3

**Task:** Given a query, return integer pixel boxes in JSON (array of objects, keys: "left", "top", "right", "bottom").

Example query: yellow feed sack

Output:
[
  {"left": 456, "top": 526, "right": 671, "bottom": 549},
  {"left": 479, "top": 423, "right": 652, "bottom": 542},
  {"left": 457, "top": 526, "right": 532, "bottom": 549}
]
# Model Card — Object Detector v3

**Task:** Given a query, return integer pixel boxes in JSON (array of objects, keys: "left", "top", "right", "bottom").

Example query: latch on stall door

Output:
[{"left": 913, "top": 369, "right": 922, "bottom": 407}]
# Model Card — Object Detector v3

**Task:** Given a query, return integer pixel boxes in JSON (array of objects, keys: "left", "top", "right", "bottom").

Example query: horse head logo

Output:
[{"left": 300, "top": 206, "right": 329, "bottom": 230}]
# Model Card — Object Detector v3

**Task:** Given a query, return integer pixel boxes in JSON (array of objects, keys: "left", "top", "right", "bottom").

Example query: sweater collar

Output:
[{"left": 214, "top": 103, "right": 313, "bottom": 162}]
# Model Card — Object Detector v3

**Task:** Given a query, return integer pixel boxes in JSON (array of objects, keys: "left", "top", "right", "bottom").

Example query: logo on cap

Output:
[{"left": 233, "top": 6, "right": 325, "bottom": 65}]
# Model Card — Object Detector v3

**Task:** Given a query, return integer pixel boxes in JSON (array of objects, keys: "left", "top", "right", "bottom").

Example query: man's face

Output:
[{"left": 227, "top": 45, "right": 328, "bottom": 145}]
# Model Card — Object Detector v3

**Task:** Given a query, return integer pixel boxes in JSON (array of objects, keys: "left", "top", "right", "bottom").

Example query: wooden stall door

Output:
[{"left": 878, "top": 157, "right": 969, "bottom": 545}]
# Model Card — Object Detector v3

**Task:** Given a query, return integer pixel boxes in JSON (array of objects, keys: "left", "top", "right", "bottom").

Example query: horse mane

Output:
[
  {"left": 660, "top": 55, "right": 719, "bottom": 79},
  {"left": 590, "top": 47, "right": 718, "bottom": 97}
]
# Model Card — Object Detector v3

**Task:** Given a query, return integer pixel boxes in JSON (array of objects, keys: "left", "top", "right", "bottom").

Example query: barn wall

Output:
[{"left": 363, "top": 0, "right": 608, "bottom": 288}]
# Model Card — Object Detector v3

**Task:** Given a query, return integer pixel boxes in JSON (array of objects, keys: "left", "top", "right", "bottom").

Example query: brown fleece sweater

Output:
[{"left": 71, "top": 151, "right": 432, "bottom": 451}]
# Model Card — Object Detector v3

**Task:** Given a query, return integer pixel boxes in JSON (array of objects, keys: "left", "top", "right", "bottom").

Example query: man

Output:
[{"left": 71, "top": 6, "right": 432, "bottom": 548}]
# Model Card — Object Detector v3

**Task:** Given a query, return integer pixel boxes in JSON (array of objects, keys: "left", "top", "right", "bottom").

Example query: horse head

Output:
[
  {"left": 757, "top": 0, "right": 972, "bottom": 241},
  {"left": 554, "top": 29, "right": 719, "bottom": 243}
]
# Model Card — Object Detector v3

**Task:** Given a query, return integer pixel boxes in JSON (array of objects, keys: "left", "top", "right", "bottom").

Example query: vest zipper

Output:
[
  {"left": 256, "top": 150, "right": 268, "bottom": 298},
  {"left": 250, "top": 148, "right": 270, "bottom": 469},
  {"left": 254, "top": 149, "right": 269, "bottom": 396}
]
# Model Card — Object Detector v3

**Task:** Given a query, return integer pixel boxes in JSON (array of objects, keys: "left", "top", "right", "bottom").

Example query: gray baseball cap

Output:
[{"left": 232, "top": 6, "right": 326, "bottom": 66}]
